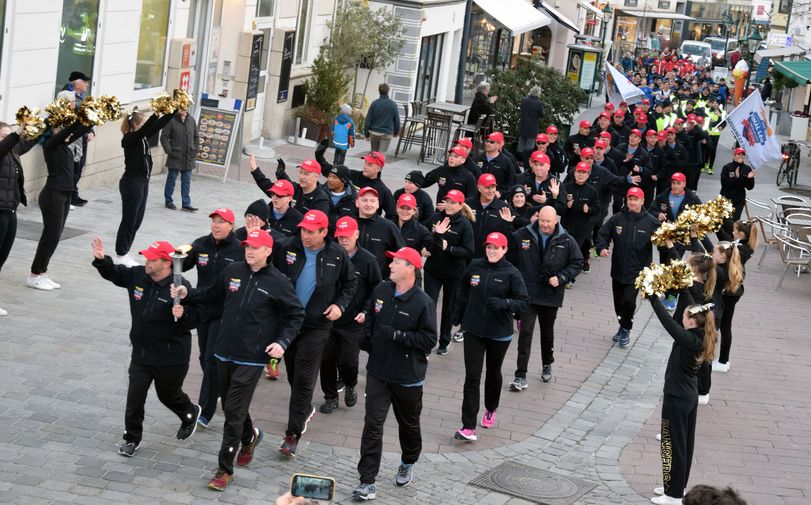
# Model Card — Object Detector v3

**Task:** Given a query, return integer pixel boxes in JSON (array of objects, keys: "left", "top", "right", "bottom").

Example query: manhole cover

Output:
[
  {"left": 470, "top": 461, "right": 597, "bottom": 505},
  {"left": 16, "top": 220, "right": 89, "bottom": 242}
]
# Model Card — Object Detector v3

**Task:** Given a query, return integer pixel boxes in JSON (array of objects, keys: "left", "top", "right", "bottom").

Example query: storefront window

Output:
[
  {"left": 134, "top": 0, "right": 171, "bottom": 91},
  {"left": 463, "top": 9, "right": 512, "bottom": 104},
  {"left": 295, "top": 0, "right": 312, "bottom": 65},
  {"left": 614, "top": 15, "right": 638, "bottom": 61},
  {"left": 55, "top": 0, "right": 99, "bottom": 95}
]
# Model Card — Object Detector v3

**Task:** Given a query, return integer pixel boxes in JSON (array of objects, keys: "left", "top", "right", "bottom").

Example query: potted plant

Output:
[{"left": 297, "top": 52, "right": 350, "bottom": 141}]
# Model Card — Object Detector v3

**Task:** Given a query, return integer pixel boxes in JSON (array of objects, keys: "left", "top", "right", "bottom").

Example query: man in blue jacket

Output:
[{"left": 364, "top": 83, "right": 400, "bottom": 155}]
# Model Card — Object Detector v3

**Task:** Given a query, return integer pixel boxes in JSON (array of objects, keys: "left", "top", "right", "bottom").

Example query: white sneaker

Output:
[
  {"left": 0, "top": 306, "right": 7, "bottom": 316},
  {"left": 712, "top": 360, "right": 729, "bottom": 373},
  {"left": 69, "top": 204, "right": 76, "bottom": 210},
  {"left": 651, "top": 494, "right": 683, "bottom": 504},
  {"left": 698, "top": 394, "right": 709, "bottom": 405},
  {"left": 41, "top": 276, "right": 61, "bottom": 289},
  {"left": 655, "top": 433, "right": 661, "bottom": 442},
  {"left": 26, "top": 276, "right": 54, "bottom": 291},
  {"left": 115, "top": 254, "right": 140, "bottom": 267},
  {"left": 654, "top": 487, "right": 686, "bottom": 497}
]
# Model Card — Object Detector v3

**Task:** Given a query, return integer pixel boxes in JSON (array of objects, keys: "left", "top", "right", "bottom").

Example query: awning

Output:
[
  {"left": 540, "top": 1, "right": 580, "bottom": 34},
  {"left": 773, "top": 59, "right": 811, "bottom": 86},
  {"left": 755, "top": 46, "right": 806, "bottom": 64},
  {"left": 579, "top": 1, "right": 604, "bottom": 20},
  {"left": 617, "top": 9, "right": 694, "bottom": 21},
  {"left": 474, "top": 0, "right": 552, "bottom": 35}
]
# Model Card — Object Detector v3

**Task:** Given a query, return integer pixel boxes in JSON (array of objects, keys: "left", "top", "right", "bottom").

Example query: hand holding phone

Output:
[{"left": 290, "top": 474, "right": 335, "bottom": 501}]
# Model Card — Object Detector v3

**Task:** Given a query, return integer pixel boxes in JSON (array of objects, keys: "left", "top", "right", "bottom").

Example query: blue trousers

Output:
[{"left": 164, "top": 169, "right": 192, "bottom": 208}]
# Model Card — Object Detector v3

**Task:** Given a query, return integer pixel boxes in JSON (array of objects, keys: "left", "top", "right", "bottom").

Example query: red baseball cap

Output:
[
  {"left": 448, "top": 146, "right": 468, "bottom": 158},
  {"left": 579, "top": 120, "right": 591, "bottom": 128},
  {"left": 484, "top": 232, "right": 508, "bottom": 248},
  {"left": 297, "top": 209, "right": 329, "bottom": 230},
  {"left": 363, "top": 152, "right": 386, "bottom": 167},
  {"left": 635, "top": 113, "right": 648, "bottom": 123},
  {"left": 620, "top": 101, "right": 628, "bottom": 107},
  {"left": 657, "top": 131, "right": 668, "bottom": 140},
  {"left": 613, "top": 110, "right": 625, "bottom": 117},
  {"left": 594, "top": 139, "right": 607, "bottom": 149},
  {"left": 334, "top": 216, "right": 358, "bottom": 238},
  {"left": 674, "top": 118, "right": 684, "bottom": 125},
  {"left": 357, "top": 186, "right": 379, "bottom": 198},
  {"left": 478, "top": 173, "right": 497, "bottom": 187},
  {"left": 686, "top": 114, "right": 697, "bottom": 122},
  {"left": 530, "top": 151, "right": 550, "bottom": 164},
  {"left": 599, "top": 131, "right": 612, "bottom": 140},
  {"left": 645, "top": 129, "right": 657, "bottom": 137},
  {"left": 695, "top": 116, "right": 705, "bottom": 125},
  {"left": 671, "top": 172, "right": 687, "bottom": 182},
  {"left": 599, "top": 112, "right": 611, "bottom": 120},
  {"left": 397, "top": 193, "right": 417, "bottom": 208},
  {"left": 209, "top": 207, "right": 235, "bottom": 224},
  {"left": 535, "top": 133, "right": 549, "bottom": 143},
  {"left": 665, "top": 127, "right": 676, "bottom": 134},
  {"left": 385, "top": 247, "right": 422, "bottom": 269},
  {"left": 546, "top": 125, "right": 559, "bottom": 134},
  {"left": 641, "top": 99, "right": 650, "bottom": 105},
  {"left": 604, "top": 102, "right": 615, "bottom": 110},
  {"left": 454, "top": 137, "right": 473, "bottom": 150},
  {"left": 444, "top": 189, "right": 465, "bottom": 204},
  {"left": 270, "top": 179, "right": 295, "bottom": 197},
  {"left": 580, "top": 147, "right": 594, "bottom": 158},
  {"left": 487, "top": 131, "right": 505, "bottom": 144},
  {"left": 298, "top": 159, "right": 321, "bottom": 174},
  {"left": 626, "top": 186, "right": 645, "bottom": 199},
  {"left": 241, "top": 230, "right": 274, "bottom": 248},
  {"left": 575, "top": 162, "right": 592, "bottom": 173},
  {"left": 733, "top": 147, "right": 746, "bottom": 155},
  {"left": 630, "top": 129, "right": 642, "bottom": 137},
  {"left": 139, "top": 241, "right": 175, "bottom": 261}
]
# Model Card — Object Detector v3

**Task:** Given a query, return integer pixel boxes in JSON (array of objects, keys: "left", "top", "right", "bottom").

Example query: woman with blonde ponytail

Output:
[
  {"left": 714, "top": 239, "right": 746, "bottom": 373},
  {"left": 648, "top": 293, "right": 716, "bottom": 505}
]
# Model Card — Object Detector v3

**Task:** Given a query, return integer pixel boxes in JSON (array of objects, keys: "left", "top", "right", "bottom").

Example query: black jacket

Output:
[
  {"left": 186, "top": 261, "right": 305, "bottom": 362},
  {"left": 393, "top": 188, "right": 435, "bottom": 228},
  {"left": 650, "top": 295, "right": 704, "bottom": 398},
  {"left": 44, "top": 122, "right": 94, "bottom": 191},
  {"left": 465, "top": 196, "right": 515, "bottom": 257},
  {"left": 474, "top": 152, "right": 515, "bottom": 194},
  {"left": 349, "top": 172, "right": 396, "bottom": 219},
  {"left": 268, "top": 206, "right": 304, "bottom": 238},
  {"left": 587, "top": 160, "right": 623, "bottom": 205},
  {"left": 518, "top": 173, "right": 568, "bottom": 215},
  {"left": 0, "top": 132, "right": 40, "bottom": 211},
  {"left": 424, "top": 211, "right": 474, "bottom": 280},
  {"left": 561, "top": 181, "right": 600, "bottom": 242},
  {"left": 547, "top": 141, "right": 568, "bottom": 176},
  {"left": 422, "top": 162, "right": 477, "bottom": 203},
  {"left": 357, "top": 214, "right": 405, "bottom": 277},
  {"left": 336, "top": 246, "right": 382, "bottom": 328},
  {"left": 327, "top": 184, "right": 358, "bottom": 226},
  {"left": 462, "top": 157, "right": 482, "bottom": 178},
  {"left": 273, "top": 237, "right": 357, "bottom": 329},
  {"left": 610, "top": 123, "right": 631, "bottom": 145},
  {"left": 563, "top": 133, "right": 594, "bottom": 160},
  {"left": 93, "top": 257, "right": 198, "bottom": 366},
  {"left": 453, "top": 258, "right": 528, "bottom": 338},
  {"left": 518, "top": 95, "right": 545, "bottom": 138},
  {"left": 182, "top": 232, "right": 243, "bottom": 320},
  {"left": 468, "top": 92, "right": 493, "bottom": 125},
  {"left": 398, "top": 218, "right": 433, "bottom": 253},
  {"left": 595, "top": 209, "right": 661, "bottom": 284},
  {"left": 122, "top": 114, "right": 173, "bottom": 179},
  {"left": 659, "top": 141, "right": 690, "bottom": 183},
  {"left": 614, "top": 143, "right": 652, "bottom": 196},
  {"left": 160, "top": 113, "right": 200, "bottom": 171},
  {"left": 253, "top": 166, "right": 332, "bottom": 215},
  {"left": 508, "top": 223, "right": 583, "bottom": 307},
  {"left": 720, "top": 162, "right": 754, "bottom": 206},
  {"left": 649, "top": 189, "right": 701, "bottom": 222},
  {"left": 361, "top": 281, "right": 437, "bottom": 384}
]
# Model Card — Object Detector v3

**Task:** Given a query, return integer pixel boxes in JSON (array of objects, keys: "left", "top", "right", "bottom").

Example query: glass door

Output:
[{"left": 415, "top": 34, "right": 444, "bottom": 102}]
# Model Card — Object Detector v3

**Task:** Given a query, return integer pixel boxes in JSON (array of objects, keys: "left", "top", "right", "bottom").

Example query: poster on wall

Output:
[
  {"left": 566, "top": 49, "right": 583, "bottom": 83},
  {"left": 579, "top": 52, "right": 598, "bottom": 91},
  {"left": 196, "top": 100, "right": 241, "bottom": 170},
  {"left": 246, "top": 33, "right": 264, "bottom": 111},
  {"left": 278, "top": 31, "right": 295, "bottom": 103}
]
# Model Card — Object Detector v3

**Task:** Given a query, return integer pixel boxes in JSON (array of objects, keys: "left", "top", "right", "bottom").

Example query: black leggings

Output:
[
  {"left": 718, "top": 294, "right": 740, "bottom": 364},
  {"left": 31, "top": 188, "right": 71, "bottom": 274},
  {"left": 660, "top": 394, "right": 697, "bottom": 499},
  {"left": 612, "top": 280, "right": 638, "bottom": 330},
  {"left": 116, "top": 176, "right": 149, "bottom": 256},
  {"left": 423, "top": 272, "right": 461, "bottom": 347},
  {"left": 0, "top": 210, "right": 17, "bottom": 272},
  {"left": 462, "top": 334, "right": 510, "bottom": 429}
]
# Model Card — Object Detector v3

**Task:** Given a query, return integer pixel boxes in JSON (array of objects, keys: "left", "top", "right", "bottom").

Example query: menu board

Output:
[{"left": 196, "top": 107, "right": 238, "bottom": 167}]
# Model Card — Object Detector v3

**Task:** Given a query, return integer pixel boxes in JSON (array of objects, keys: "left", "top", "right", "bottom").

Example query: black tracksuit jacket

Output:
[
  {"left": 465, "top": 197, "right": 515, "bottom": 257},
  {"left": 518, "top": 173, "right": 568, "bottom": 215},
  {"left": 595, "top": 209, "right": 661, "bottom": 284},
  {"left": 357, "top": 214, "right": 405, "bottom": 277},
  {"left": 122, "top": 114, "right": 173, "bottom": 179},
  {"left": 393, "top": 187, "right": 435, "bottom": 228},
  {"left": 397, "top": 218, "right": 433, "bottom": 252},
  {"left": 335, "top": 246, "right": 382, "bottom": 328},
  {"left": 650, "top": 295, "right": 704, "bottom": 397},
  {"left": 453, "top": 258, "right": 529, "bottom": 337},
  {"left": 422, "top": 163, "right": 477, "bottom": 203},
  {"left": 93, "top": 257, "right": 198, "bottom": 366},
  {"left": 252, "top": 166, "right": 332, "bottom": 215},
  {"left": 474, "top": 152, "right": 515, "bottom": 193},
  {"left": 719, "top": 162, "right": 755, "bottom": 208},
  {"left": 182, "top": 232, "right": 243, "bottom": 320},
  {"left": 44, "top": 122, "right": 94, "bottom": 191},
  {"left": 268, "top": 207, "right": 304, "bottom": 238},
  {"left": 562, "top": 181, "right": 600, "bottom": 243},
  {"left": 424, "top": 211, "right": 475, "bottom": 280}
]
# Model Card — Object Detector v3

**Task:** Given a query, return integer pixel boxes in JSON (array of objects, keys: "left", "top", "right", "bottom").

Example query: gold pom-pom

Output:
[
  {"left": 15, "top": 106, "right": 47, "bottom": 140},
  {"left": 172, "top": 89, "right": 193, "bottom": 111},
  {"left": 77, "top": 96, "right": 104, "bottom": 126},
  {"left": 97, "top": 95, "right": 123, "bottom": 122},
  {"left": 45, "top": 98, "right": 78, "bottom": 129},
  {"left": 635, "top": 259, "right": 694, "bottom": 297},
  {"left": 151, "top": 92, "right": 176, "bottom": 115},
  {"left": 652, "top": 221, "right": 690, "bottom": 247},
  {"left": 651, "top": 196, "right": 735, "bottom": 246}
]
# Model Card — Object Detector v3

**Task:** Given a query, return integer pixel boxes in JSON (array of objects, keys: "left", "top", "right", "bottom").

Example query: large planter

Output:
[{"left": 300, "top": 119, "right": 329, "bottom": 142}]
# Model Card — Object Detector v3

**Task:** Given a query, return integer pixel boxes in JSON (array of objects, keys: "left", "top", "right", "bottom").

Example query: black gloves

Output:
[
  {"left": 316, "top": 138, "right": 329, "bottom": 156},
  {"left": 275, "top": 158, "right": 286, "bottom": 178},
  {"left": 485, "top": 297, "right": 507, "bottom": 311}
]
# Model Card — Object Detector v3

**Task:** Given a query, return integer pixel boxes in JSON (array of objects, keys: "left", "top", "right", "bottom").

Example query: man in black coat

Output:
[
  {"left": 161, "top": 109, "right": 200, "bottom": 211},
  {"left": 564, "top": 120, "right": 595, "bottom": 160},
  {"left": 474, "top": 132, "right": 515, "bottom": 194},
  {"left": 517, "top": 86, "right": 545, "bottom": 168}
]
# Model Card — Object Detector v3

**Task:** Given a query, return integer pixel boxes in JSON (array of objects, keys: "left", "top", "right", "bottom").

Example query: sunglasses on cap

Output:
[
  {"left": 584, "top": 156, "right": 594, "bottom": 160},
  {"left": 536, "top": 141, "right": 548, "bottom": 145},
  {"left": 484, "top": 139, "right": 497, "bottom": 144}
]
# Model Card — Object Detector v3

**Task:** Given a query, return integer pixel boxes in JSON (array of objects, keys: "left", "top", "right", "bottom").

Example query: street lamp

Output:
[
  {"left": 745, "top": 28, "right": 763, "bottom": 93},
  {"left": 722, "top": 11, "right": 733, "bottom": 66}
]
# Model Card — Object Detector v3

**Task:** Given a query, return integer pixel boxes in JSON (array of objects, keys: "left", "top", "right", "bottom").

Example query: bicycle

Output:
[{"left": 777, "top": 140, "right": 810, "bottom": 188}]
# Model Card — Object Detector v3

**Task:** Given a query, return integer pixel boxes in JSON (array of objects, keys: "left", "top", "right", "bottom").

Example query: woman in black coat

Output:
[
  {"left": 114, "top": 108, "right": 174, "bottom": 266},
  {"left": 467, "top": 83, "right": 496, "bottom": 127}
]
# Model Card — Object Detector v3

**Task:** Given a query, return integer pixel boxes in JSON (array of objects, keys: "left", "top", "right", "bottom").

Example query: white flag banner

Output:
[
  {"left": 605, "top": 62, "right": 645, "bottom": 106},
  {"left": 725, "top": 90, "right": 782, "bottom": 170}
]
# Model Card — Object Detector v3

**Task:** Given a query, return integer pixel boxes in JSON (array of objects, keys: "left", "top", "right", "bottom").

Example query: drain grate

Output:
[
  {"left": 470, "top": 461, "right": 597, "bottom": 505},
  {"left": 16, "top": 220, "right": 89, "bottom": 242}
]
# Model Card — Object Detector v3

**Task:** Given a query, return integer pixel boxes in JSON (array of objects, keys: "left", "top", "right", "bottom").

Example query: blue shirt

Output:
[
  {"left": 330, "top": 191, "right": 346, "bottom": 206},
  {"left": 214, "top": 354, "right": 265, "bottom": 367},
  {"left": 669, "top": 193, "right": 685, "bottom": 220},
  {"left": 295, "top": 247, "right": 322, "bottom": 307},
  {"left": 272, "top": 209, "right": 284, "bottom": 221}
]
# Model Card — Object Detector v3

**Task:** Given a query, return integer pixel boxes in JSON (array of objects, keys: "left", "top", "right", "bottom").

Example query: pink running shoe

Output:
[
  {"left": 454, "top": 428, "right": 477, "bottom": 441},
  {"left": 480, "top": 410, "right": 496, "bottom": 429}
]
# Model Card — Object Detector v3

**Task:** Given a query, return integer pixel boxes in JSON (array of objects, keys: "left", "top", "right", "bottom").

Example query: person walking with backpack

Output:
[{"left": 331, "top": 104, "right": 355, "bottom": 165}]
